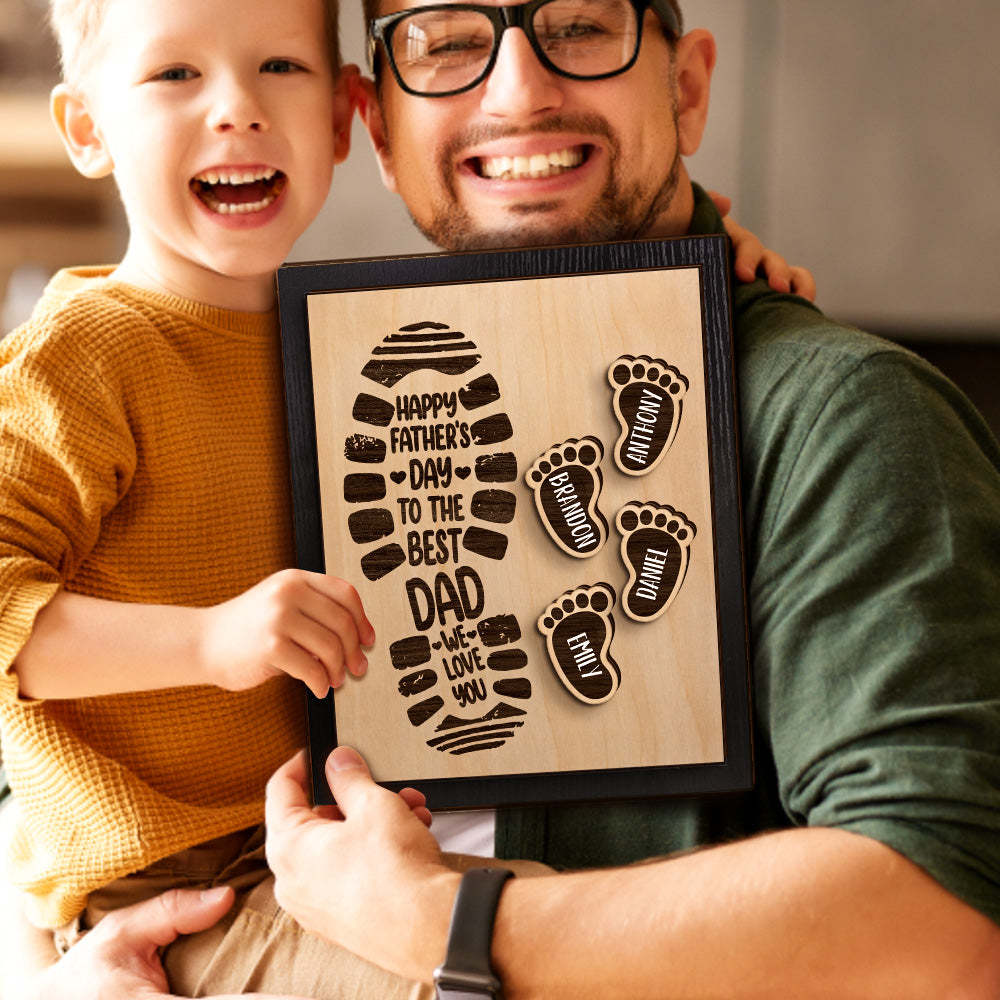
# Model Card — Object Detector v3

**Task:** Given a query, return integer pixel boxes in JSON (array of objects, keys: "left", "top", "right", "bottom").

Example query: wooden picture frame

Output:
[{"left": 277, "top": 236, "right": 752, "bottom": 809}]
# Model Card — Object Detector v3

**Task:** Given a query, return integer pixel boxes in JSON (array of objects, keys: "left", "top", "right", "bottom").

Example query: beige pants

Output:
[{"left": 56, "top": 826, "right": 550, "bottom": 999}]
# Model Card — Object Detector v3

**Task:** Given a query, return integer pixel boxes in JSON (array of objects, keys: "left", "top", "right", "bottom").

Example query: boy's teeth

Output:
[
  {"left": 479, "top": 147, "right": 584, "bottom": 180},
  {"left": 194, "top": 167, "right": 277, "bottom": 185},
  {"left": 201, "top": 193, "right": 279, "bottom": 215}
]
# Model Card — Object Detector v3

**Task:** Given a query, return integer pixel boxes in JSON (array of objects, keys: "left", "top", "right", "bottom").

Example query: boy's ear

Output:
[
  {"left": 355, "top": 76, "right": 397, "bottom": 194},
  {"left": 673, "top": 29, "right": 716, "bottom": 158},
  {"left": 332, "top": 64, "right": 360, "bottom": 165},
  {"left": 50, "top": 84, "right": 114, "bottom": 179}
]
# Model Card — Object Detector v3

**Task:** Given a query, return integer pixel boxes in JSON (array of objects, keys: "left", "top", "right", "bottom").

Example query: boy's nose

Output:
[
  {"left": 208, "top": 83, "right": 270, "bottom": 133},
  {"left": 479, "top": 28, "right": 563, "bottom": 118}
]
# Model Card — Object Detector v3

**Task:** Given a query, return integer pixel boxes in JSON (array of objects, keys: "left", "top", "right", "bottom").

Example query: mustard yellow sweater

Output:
[{"left": 0, "top": 268, "right": 305, "bottom": 927}]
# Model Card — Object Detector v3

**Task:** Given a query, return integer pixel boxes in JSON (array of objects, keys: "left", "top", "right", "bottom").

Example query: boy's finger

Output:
[
  {"left": 790, "top": 266, "right": 817, "bottom": 302},
  {"left": 295, "top": 587, "right": 364, "bottom": 671},
  {"left": 270, "top": 638, "right": 334, "bottom": 698},
  {"left": 759, "top": 251, "right": 791, "bottom": 293},
  {"left": 289, "top": 612, "right": 351, "bottom": 688},
  {"left": 707, "top": 189, "right": 733, "bottom": 217},
  {"left": 307, "top": 574, "right": 376, "bottom": 646}
]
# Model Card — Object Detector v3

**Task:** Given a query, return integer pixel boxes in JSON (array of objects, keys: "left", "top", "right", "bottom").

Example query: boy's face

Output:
[{"left": 70, "top": 0, "right": 350, "bottom": 307}]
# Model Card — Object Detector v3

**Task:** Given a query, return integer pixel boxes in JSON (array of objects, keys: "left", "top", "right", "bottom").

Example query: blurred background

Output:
[{"left": 1, "top": 0, "right": 998, "bottom": 426}]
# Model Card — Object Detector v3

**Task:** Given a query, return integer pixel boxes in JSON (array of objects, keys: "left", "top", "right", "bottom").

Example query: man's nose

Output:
[
  {"left": 479, "top": 27, "right": 564, "bottom": 117},
  {"left": 207, "top": 78, "right": 270, "bottom": 133}
]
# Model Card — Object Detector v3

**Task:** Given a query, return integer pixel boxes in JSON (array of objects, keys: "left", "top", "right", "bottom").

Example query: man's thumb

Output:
[
  {"left": 116, "top": 886, "right": 235, "bottom": 950},
  {"left": 324, "top": 745, "right": 372, "bottom": 810}
]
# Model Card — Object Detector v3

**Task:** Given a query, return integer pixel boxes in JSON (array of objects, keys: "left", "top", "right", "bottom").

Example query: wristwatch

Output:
[{"left": 433, "top": 867, "right": 514, "bottom": 999}]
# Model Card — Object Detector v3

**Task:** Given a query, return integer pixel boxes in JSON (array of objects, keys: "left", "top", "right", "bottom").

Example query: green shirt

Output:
[{"left": 496, "top": 185, "right": 1000, "bottom": 927}]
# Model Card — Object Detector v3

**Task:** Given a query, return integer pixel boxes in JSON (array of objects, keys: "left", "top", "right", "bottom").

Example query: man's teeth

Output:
[
  {"left": 479, "top": 147, "right": 584, "bottom": 180},
  {"left": 193, "top": 167, "right": 278, "bottom": 185}
]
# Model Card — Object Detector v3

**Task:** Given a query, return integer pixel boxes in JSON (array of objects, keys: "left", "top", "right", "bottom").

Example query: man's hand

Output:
[
  {"left": 198, "top": 570, "right": 376, "bottom": 698},
  {"left": 709, "top": 190, "right": 817, "bottom": 301},
  {"left": 23, "top": 887, "right": 307, "bottom": 1000},
  {"left": 265, "top": 748, "right": 456, "bottom": 982}
]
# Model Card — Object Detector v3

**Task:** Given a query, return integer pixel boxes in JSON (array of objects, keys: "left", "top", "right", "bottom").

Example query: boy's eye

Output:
[
  {"left": 261, "top": 59, "right": 304, "bottom": 74},
  {"left": 150, "top": 66, "right": 198, "bottom": 82}
]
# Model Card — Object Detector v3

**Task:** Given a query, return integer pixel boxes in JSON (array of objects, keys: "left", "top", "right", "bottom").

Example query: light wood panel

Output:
[{"left": 306, "top": 266, "right": 727, "bottom": 785}]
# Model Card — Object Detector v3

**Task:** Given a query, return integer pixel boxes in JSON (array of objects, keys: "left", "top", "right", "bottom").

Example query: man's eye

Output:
[
  {"left": 151, "top": 66, "right": 197, "bottom": 82},
  {"left": 544, "top": 20, "right": 607, "bottom": 41},
  {"left": 427, "top": 34, "right": 491, "bottom": 56},
  {"left": 262, "top": 59, "right": 303, "bottom": 74}
]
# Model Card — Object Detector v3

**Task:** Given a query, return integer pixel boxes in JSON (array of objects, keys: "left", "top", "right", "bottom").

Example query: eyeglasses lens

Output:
[{"left": 390, "top": 0, "right": 640, "bottom": 94}]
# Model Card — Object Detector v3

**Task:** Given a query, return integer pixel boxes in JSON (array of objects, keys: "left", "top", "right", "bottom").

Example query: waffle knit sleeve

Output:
[{"left": 0, "top": 312, "right": 137, "bottom": 700}]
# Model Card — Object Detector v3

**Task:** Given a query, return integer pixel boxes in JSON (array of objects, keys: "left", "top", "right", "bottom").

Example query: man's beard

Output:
[{"left": 390, "top": 111, "right": 683, "bottom": 252}]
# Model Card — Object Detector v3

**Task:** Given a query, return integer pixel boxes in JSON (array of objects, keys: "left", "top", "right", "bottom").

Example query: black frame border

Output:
[{"left": 277, "top": 235, "right": 752, "bottom": 809}]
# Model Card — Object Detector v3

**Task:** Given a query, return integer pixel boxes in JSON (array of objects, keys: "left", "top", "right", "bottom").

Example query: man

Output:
[
  {"left": 20, "top": 0, "right": 1000, "bottom": 996},
  {"left": 264, "top": 0, "right": 1000, "bottom": 994}
]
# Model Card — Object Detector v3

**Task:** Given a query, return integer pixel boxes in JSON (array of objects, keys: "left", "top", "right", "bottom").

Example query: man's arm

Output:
[{"left": 266, "top": 748, "right": 1000, "bottom": 1000}]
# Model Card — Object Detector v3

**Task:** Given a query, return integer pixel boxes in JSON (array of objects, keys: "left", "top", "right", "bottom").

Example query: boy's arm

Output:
[{"left": 14, "top": 571, "right": 375, "bottom": 701}]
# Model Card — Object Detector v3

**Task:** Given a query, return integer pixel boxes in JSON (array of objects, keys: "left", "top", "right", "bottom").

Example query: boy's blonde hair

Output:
[{"left": 49, "top": 0, "right": 343, "bottom": 87}]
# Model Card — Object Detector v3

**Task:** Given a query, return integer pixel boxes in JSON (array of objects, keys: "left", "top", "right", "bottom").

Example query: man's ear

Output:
[
  {"left": 673, "top": 29, "right": 716, "bottom": 158},
  {"left": 50, "top": 84, "right": 114, "bottom": 179},
  {"left": 332, "top": 64, "right": 360, "bottom": 164},
  {"left": 355, "top": 76, "right": 398, "bottom": 194}
]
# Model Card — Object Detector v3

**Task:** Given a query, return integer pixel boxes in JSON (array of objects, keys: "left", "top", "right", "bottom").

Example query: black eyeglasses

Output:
[{"left": 368, "top": 0, "right": 680, "bottom": 97}]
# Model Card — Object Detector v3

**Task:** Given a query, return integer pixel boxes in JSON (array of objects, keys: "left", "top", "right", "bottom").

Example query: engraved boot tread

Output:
[{"left": 346, "top": 321, "right": 530, "bottom": 754}]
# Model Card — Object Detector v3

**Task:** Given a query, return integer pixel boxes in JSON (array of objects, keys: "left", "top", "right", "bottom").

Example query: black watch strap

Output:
[{"left": 433, "top": 867, "right": 514, "bottom": 1000}]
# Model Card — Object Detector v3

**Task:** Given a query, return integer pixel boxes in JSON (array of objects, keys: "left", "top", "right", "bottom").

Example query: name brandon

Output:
[{"left": 546, "top": 471, "right": 599, "bottom": 552}]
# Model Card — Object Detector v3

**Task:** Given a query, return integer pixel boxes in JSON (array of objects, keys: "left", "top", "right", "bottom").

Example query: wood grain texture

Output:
[{"left": 278, "top": 238, "right": 751, "bottom": 808}]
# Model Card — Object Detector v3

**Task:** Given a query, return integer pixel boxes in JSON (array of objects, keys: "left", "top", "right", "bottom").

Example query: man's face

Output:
[
  {"left": 365, "top": 0, "right": 695, "bottom": 250},
  {"left": 76, "top": 0, "right": 350, "bottom": 301}
]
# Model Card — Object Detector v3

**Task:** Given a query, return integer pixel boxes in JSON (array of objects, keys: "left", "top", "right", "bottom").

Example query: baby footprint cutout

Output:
[
  {"left": 616, "top": 502, "right": 696, "bottom": 622},
  {"left": 608, "top": 355, "right": 688, "bottom": 476},
  {"left": 525, "top": 437, "right": 608, "bottom": 558},
  {"left": 537, "top": 583, "right": 620, "bottom": 705}
]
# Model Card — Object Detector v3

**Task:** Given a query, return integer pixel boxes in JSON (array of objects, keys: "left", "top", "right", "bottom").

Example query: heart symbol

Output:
[
  {"left": 455, "top": 466, "right": 471, "bottom": 480},
  {"left": 390, "top": 470, "right": 406, "bottom": 485},
  {"left": 431, "top": 642, "right": 442, "bottom": 651}
]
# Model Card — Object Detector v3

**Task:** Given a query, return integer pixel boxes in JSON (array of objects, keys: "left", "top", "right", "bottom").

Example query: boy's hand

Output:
[
  {"left": 708, "top": 190, "right": 818, "bottom": 301},
  {"left": 198, "top": 570, "right": 375, "bottom": 699}
]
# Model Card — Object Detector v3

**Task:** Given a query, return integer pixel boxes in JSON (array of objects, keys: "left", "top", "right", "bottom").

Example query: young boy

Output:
[
  {"left": 0, "top": 0, "right": 811, "bottom": 992},
  {"left": 0, "top": 0, "right": 413, "bottom": 992}
]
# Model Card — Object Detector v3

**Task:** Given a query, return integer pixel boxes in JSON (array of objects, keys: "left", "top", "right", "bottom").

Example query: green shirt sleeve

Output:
[{"left": 742, "top": 317, "right": 1000, "bottom": 925}]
